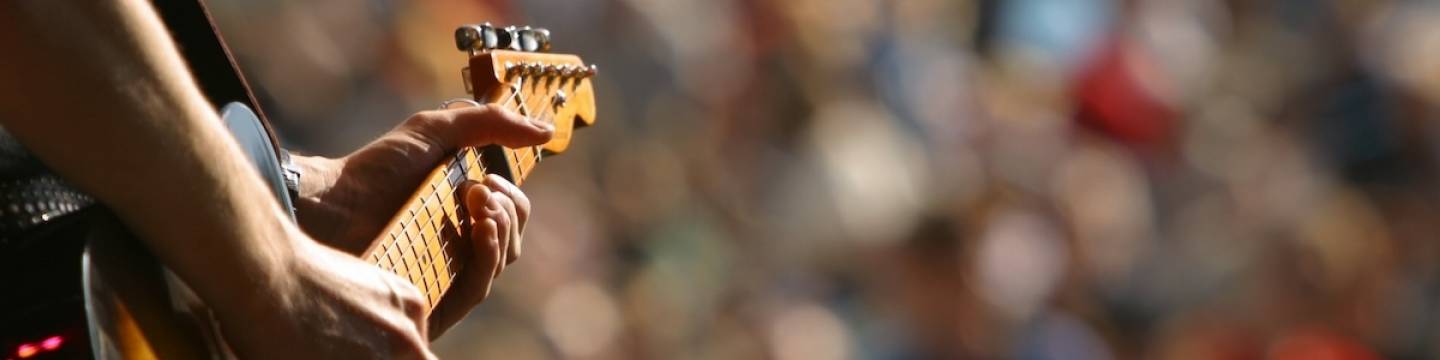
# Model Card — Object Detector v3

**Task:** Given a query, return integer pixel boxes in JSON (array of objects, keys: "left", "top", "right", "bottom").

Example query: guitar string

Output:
[
  {"left": 512, "top": 75, "right": 564, "bottom": 174},
  {"left": 380, "top": 71, "right": 568, "bottom": 293},
  {"left": 386, "top": 83, "right": 531, "bottom": 289},
  {"left": 510, "top": 72, "right": 567, "bottom": 173},
  {"left": 496, "top": 71, "right": 569, "bottom": 177}
]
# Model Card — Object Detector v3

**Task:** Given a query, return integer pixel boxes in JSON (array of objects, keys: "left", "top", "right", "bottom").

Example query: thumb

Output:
[{"left": 409, "top": 104, "right": 554, "bottom": 150}]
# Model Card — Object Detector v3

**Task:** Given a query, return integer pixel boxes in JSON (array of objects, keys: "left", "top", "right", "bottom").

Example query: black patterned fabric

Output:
[{"left": 0, "top": 127, "right": 96, "bottom": 246}]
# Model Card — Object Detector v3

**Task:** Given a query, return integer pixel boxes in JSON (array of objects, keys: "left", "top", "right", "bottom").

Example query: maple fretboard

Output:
[
  {"left": 359, "top": 143, "right": 540, "bottom": 309},
  {"left": 358, "top": 47, "right": 593, "bottom": 310}
]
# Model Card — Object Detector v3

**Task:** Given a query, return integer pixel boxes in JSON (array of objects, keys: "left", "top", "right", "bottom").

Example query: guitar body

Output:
[{"left": 83, "top": 213, "right": 228, "bottom": 359}]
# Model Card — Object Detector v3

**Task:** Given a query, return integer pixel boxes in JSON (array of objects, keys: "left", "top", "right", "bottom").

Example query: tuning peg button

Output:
[
  {"left": 531, "top": 28, "right": 552, "bottom": 52},
  {"left": 454, "top": 24, "right": 483, "bottom": 52},
  {"left": 518, "top": 26, "right": 538, "bottom": 52},
  {"left": 455, "top": 23, "right": 503, "bottom": 53}
]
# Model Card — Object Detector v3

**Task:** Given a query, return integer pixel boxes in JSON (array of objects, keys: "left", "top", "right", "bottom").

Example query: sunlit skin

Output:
[
  {"left": 289, "top": 106, "right": 551, "bottom": 335},
  {"left": 0, "top": 0, "right": 545, "bottom": 358}
]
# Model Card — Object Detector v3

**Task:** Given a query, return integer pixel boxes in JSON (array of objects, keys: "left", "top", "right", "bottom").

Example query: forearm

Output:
[{"left": 0, "top": 0, "right": 297, "bottom": 314}]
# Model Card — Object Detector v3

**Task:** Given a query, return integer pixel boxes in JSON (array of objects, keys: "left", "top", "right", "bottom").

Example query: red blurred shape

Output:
[
  {"left": 1073, "top": 36, "right": 1176, "bottom": 154},
  {"left": 16, "top": 343, "right": 37, "bottom": 358},
  {"left": 39, "top": 336, "right": 61, "bottom": 351},
  {"left": 1269, "top": 328, "right": 1380, "bottom": 360}
]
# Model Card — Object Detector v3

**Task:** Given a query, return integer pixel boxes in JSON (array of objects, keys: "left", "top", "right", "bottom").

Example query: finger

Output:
[
  {"left": 381, "top": 314, "right": 433, "bottom": 360},
  {"left": 406, "top": 105, "right": 554, "bottom": 150},
  {"left": 485, "top": 195, "right": 512, "bottom": 274},
  {"left": 488, "top": 194, "right": 518, "bottom": 267},
  {"left": 469, "top": 176, "right": 511, "bottom": 277},
  {"left": 387, "top": 320, "right": 436, "bottom": 360},
  {"left": 463, "top": 180, "right": 491, "bottom": 223},
  {"left": 380, "top": 272, "right": 431, "bottom": 344},
  {"left": 424, "top": 218, "right": 501, "bottom": 338},
  {"left": 473, "top": 218, "right": 503, "bottom": 293},
  {"left": 485, "top": 174, "right": 530, "bottom": 261}
]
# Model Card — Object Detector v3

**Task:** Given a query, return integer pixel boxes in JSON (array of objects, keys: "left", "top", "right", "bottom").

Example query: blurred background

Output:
[{"left": 204, "top": 0, "right": 1440, "bottom": 358}]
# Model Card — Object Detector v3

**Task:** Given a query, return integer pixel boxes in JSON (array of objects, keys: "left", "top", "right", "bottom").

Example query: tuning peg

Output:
[
  {"left": 455, "top": 23, "right": 502, "bottom": 53},
  {"left": 529, "top": 28, "right": 552, "bottom": 52},
  {"left": 585, "top": 64, "right": 599, "bottom": 78},
  {"left": 454, "top": 24, "right": 482, "bottom": 52},
  {"left": 500, "top": 26, "right": 521, "bottom": 51},
  {"left": 517, "top": 26, "right": 536, "bottom": 52}
]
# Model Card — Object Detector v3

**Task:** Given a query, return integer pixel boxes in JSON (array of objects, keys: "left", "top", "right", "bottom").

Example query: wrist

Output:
[
  {"left": 286, "top": 152, "right": 369, "bottom": 251},
  {"left": 287, "top": 152, "right": 342, "bottom": 200}
]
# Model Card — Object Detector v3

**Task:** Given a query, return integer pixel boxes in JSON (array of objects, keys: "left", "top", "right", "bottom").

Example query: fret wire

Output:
[
  {"left": 509, "top": 76, "right": 537, "bottom": 182},
  {"left": 423, "top": 214, "right": 443, "bottom": 290}
]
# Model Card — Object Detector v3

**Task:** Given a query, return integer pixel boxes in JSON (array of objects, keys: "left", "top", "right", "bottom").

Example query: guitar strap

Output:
[{"left": 152, "top": 0, "right": 283, "bottom": 159}]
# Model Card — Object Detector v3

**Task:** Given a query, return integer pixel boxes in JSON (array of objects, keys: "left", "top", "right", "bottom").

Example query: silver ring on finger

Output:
[{"left": 439, "top": 98, "right": 482, "bottom": 110}]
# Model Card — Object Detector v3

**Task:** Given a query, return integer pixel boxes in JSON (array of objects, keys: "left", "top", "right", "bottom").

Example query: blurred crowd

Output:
[{"left": 206, "top": 0, "right": 1440, "bottom": 358}]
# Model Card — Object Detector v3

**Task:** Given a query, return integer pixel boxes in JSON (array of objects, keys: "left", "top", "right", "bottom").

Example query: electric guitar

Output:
[{"left": 4, "top": 23, "right": 596, "bottom": 359}]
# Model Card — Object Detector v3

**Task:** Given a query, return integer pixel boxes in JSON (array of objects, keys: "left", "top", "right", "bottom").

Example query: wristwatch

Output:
[{"left": 279, "top": 150, "right": 302, "bottom": 210}]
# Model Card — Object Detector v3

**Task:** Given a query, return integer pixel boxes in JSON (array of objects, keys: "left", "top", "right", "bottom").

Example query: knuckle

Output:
[
  {"left": 495, "top": 195, "right": 515, "bottom": 213},
  {"left": 406, "top": 110, "right": 442, "bottom": 126},
  {"left": 481, "top": 220, "right": 502, "bottom": 244},
  {"left": 513, "top": 196, "right": 531, "bottom": 216},
  {"left": 478, "top": 103, "right": 506, "bottom": 115},
  {"left": 510, "top": 193, "right": 525, "bottom": 207},
  {"left": 397, "top": 283, "right": 425, "bottom": 304},
  {"left": 492, "top": 211, "right": 512, "bottom": 232},
  {"left": 404, "top": 111, "right": 453, "bottom": 150}
]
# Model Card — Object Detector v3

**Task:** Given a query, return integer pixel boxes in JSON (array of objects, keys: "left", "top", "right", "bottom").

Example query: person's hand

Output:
[
  {"left": 426, "top": 172, "right": 533, "bottom": 335},
  {"left": 216, "top": 232, "right": 437, "bottom": 359},
  {"left": 287, "top": 105, "right": 551, "bottom": 336}
]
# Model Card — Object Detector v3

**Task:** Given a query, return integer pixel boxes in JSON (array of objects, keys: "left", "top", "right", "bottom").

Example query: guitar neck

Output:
[
  {"left": 356, "top": 46, "right": 597, "bottom": 310},
  {"left": 358, "top": 143, "right": 540, "bottom": 309}
]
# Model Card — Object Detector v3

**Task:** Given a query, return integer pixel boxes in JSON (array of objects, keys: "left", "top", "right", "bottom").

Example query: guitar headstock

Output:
[{"left": 455, "top": 24, "right": 597, "bottom": 156}]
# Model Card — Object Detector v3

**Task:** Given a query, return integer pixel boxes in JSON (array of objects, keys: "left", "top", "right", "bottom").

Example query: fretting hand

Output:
[{"left": 286, "top": 105, "right": 552, "bottom": 336}]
